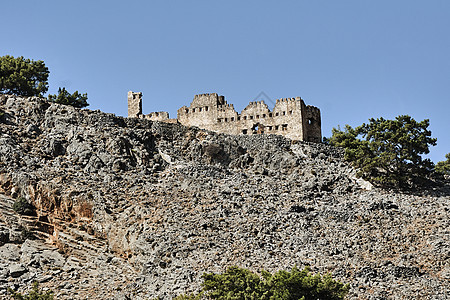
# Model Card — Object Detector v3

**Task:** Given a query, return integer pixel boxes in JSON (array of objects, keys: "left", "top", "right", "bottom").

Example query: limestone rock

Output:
[{"left": 0, "top": 95, "right": 448, "bottom": 299}]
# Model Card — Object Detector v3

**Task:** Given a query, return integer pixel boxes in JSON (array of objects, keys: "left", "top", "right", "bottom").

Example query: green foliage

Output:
[
  {"left": 48, "top": 87, "right": 88, "bottom": 108},
  {"left": 177, "top": 266, "right": 349, "bottom": 300},
  {"left": 435, "top": 153, "right": 450, "bottom": 175},
  {"left": 8, "top": 281, "right": 54, "bottom": 300},
  {"left": 12, "top": 197, "right": 35, "bottom": 216},
  {"left": 0, "top": 55, "right": 49, "bottom": 97},
  {"left": 326, "top": 115, "right": 437, "bottom": 188},
  {"left": 202, "top": 266, "right": 263, "bottom": 299},
  {"left": 173, "top": 294, "right": 203, "bottom": 300}
]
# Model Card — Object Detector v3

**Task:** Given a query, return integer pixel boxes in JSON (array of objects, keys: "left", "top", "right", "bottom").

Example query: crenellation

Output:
[{"left": 128, "top": 91, "right": 321, "bottom": 142}]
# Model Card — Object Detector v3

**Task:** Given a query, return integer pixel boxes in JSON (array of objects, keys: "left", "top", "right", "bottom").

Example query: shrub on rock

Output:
[
  {"left": 12, "top": 197, "right": 35, "bottom": 216},
  {"left": 176, "top": 266, "right": 349, "bottom": 300},
  {"left": 48, "top": 87, "right": 88, "bottom": 108},
  {"left": 8, "top": 281, "right": 53, "bottom": 300}
]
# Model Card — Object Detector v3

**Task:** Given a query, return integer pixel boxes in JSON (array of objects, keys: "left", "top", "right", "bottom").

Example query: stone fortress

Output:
[{"left": 127, "top": 91, "right": 322, "bottom": 142}]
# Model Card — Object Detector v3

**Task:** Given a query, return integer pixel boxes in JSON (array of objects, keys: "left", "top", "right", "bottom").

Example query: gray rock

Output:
[
  {"left": 9, "top": 264, "right": 27, "bottom": 278},
  {"left": 0, "top": 244, "right": 20, "bottom": 261},
  {"left": 0, "top": 95, "right": 448, "bottom": 299}
]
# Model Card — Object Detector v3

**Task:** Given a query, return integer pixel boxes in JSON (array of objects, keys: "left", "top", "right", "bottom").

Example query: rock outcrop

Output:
[{"left": 0, "top": 94, "right": 448, "bottom": 299}]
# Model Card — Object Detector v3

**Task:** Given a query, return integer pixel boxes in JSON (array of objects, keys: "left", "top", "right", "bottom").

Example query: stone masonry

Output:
[{"left": 127, "top": 91, "right": 321, "bottom": 142}]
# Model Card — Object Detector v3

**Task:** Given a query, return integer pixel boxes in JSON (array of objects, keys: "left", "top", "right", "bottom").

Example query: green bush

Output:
[
  {"left": 325, "top": 115, "right": 436, "bottom": 188},
  {"left": 8, "top": 281, "right": 53, "bottom": 300},
  {"left": 12, "top": 197, "right": 35, "bottom": 216},
  {"left": 177, "top": 266, "right": 349, "bottom": 300},
  {"left": 435, "top": 153, "right": 450, "bottom": 175},
  {"left": 0, "top": 55, "right": 49, "bottom": 97},
  {"left": 48, "top": 87, "right": 88, "bottom": 108}
]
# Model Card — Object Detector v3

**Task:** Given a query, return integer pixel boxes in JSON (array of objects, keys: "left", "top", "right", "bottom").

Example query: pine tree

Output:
[
  {"left": 326, "top": 115, "right": 436, "bottom": 187},
  {"left": 48, "top": 87, "right": 88, "bottom": 108},
  {"left": 0, "top": 55, "right": 49, "bottom": 96}
]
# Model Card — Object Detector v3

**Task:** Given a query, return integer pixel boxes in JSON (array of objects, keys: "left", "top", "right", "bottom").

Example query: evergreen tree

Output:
[
  {"left": 0, "top": 55, "right": 49, "bottom": 96},
  {"left": 48, "top": 87, "right": 88, "bottom": 108},
  {"left": 326, "top": 115, "right": 436, "bottom": 188},
  {"left": 436, "top": 153, "right": 450, "bottom": 175}
]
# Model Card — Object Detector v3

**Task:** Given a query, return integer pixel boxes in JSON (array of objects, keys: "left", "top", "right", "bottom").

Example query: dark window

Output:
[
  {"left": 250, "top": 116, "right": 254, "bottom": 119},
  {"left": 199, "top": 107, "right": 202, "bottom": 112},
  {"left": 275, "top": 112, "right": 279, "bottom": 116},
  {"left": 283, "top": 111, "right": 286, "bottom": 115},
  {"left": 256, "top": 115, "right": 259, "bottom": 119},
  {"left": 231, "top": 117, "right": 234, "bottom": 121},
  {"left": 225, "top": 118, "right": 228, "bottom": 122},
  {"left": 242, "top": 129, "right": 248, "bottom": 134},
  {"left": 263, "top": 114, "right": 266, "bottom": 118},
  {"left": 269, "top": 113, "right": 272, "bottom": 117},
  {"left": 205, "top": 106, "right": 209, "bottom": 111},
  {"left": 185, "top": 109, "right": 189, "bottom": 113},
  {"left": 275, "top": 125, "right": 279, "bottom": 130},
  {"left": 237, "top": 116, "right": 241, "bottom": 121},
  {"left": 244, "top": 116, "right": 247, "bottom": 120},
  {"left": 289, "top": 110, "right": 292, "bottom": 115}
]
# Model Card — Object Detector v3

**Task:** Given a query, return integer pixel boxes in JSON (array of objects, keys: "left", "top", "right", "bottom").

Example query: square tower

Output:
[{"left": 128, "top": 91, "right": 142, "bottom": 117}]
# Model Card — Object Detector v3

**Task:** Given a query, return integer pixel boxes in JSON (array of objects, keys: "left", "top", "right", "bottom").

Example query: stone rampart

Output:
[{"left": 128, "top": 91, "right": 321, "bottom": 142}]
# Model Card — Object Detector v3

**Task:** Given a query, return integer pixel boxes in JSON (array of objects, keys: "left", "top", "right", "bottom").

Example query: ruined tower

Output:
[{"left": 127, "top": 91, "right": 142, "bottom": 118}]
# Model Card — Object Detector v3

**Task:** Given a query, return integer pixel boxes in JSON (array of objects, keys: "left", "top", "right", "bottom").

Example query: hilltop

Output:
[{"left": 0, "top": 95, "right": 448, "bottom": 299}]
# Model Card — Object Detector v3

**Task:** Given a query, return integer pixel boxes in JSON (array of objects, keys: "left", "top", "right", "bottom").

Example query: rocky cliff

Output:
[{"left": 0, "top": 95, "right": 448, "bottom": 299}]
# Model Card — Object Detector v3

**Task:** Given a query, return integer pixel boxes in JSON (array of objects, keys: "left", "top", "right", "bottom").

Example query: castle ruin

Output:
[{"left": 127, "top": 91, "right": 321, "bottom": 142}]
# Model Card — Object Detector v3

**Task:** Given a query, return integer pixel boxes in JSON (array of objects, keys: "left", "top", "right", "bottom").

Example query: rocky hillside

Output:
[{"left": 0, "top": 94, "right": 448, "bottom": 299}]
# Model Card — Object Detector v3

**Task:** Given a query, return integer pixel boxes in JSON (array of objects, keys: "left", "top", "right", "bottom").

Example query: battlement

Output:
[
  {"left": 128, "top": 91, "right": 321, "bottom": 142},
  {"left": 191, "top": 93, "right": 225, "bottom": 107},
  {"left": 275, "top": 97, "right": 301, "bottom": 103}
]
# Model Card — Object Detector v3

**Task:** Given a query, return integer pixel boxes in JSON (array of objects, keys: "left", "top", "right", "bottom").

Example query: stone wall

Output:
[
  {"left": 127, "top": 91, "right": 173, "bottom": 122},
  {"left": 146, "top": 111, "right": 170, "bottom": 122},
  {"left": 129, "top": 91, "right": 322, "bottom": 142},
  {"left": 176, "top": 93, "right": 321, "bottom": 142}
]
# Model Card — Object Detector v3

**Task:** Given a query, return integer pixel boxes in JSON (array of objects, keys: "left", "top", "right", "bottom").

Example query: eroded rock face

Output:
[{"left": 0, "top": 94, "right": 449, "bottom": 299}]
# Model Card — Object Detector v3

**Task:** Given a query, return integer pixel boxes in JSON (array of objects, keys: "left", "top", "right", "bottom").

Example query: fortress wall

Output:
[
  {"left": 144, "top": 111, "right": 170, "bottom": 122},
  {"left": 304, "top": 105, "right": 322, "bottom": 142},
  {"left": 129, "top": 91, "right": 321, "bottom": 142},
  {"left": 270, "top": 98, "right": 305, "bottom": 140},
  {"left": 178, "top": 93, "right": 231, "bottom": 128},
  {"left": 191, "top": 93, "right": 224, "bottom": 107},
  {"left": 213, "top": 104, "right": 240, "bottom": 134}
]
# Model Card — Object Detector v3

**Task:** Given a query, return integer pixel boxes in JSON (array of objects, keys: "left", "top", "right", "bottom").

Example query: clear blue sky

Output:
[{"left": 2, "top": 1, "right": 449, "bottom": 162}]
